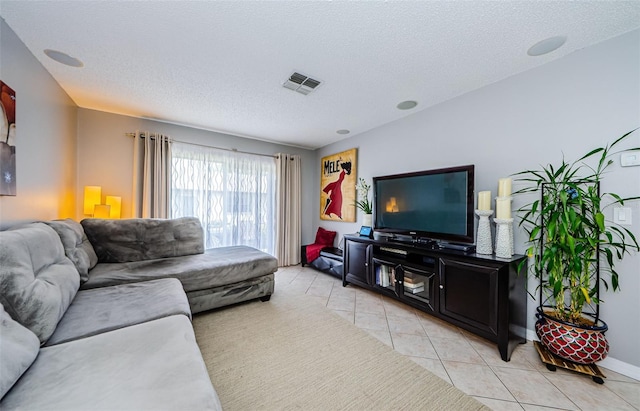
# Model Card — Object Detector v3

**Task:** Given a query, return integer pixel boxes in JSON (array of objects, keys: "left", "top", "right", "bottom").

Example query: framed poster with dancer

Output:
[
  {"left": 320, "top": 148, "right": 356, "bottom": 222},
  {"left": 0, "top": 81, "right": 16, "bottom": 196}
]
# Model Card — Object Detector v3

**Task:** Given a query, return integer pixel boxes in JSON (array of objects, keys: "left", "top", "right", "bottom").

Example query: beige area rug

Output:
[{"left": 193, "top": 293, "right": 488, "bottom": 410}]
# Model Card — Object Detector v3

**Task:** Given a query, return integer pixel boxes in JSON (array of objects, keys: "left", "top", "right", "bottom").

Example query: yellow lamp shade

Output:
[
  {"left": 84, "top": 186, "right": 101, "bottom": 215},
  {"left": 106, "top": 196, "right": 122, "bottom": 219},
  {"left": 93, "top": 204, "right": 111, "bottom": 219}
]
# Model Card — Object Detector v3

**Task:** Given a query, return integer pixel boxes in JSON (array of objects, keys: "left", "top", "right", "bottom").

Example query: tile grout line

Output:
[{"left": 537, "top": 365, "right": 635, "bottom": 411}]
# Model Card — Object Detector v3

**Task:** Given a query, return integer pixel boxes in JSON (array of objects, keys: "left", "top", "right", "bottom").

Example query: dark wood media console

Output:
[{"left": 343, "top": 234, "right": 527, "bottom": 361}]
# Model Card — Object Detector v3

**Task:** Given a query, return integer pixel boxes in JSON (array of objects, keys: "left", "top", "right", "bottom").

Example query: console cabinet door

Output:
[
  {"left": 438, "top": 258, "right": 498, "bottom": 337},
  {"left": 398, "top": 265, "right": 436, "bottom": 312},
  {"left": 344, "top": 240, "right": 371, "bottom": 286}
]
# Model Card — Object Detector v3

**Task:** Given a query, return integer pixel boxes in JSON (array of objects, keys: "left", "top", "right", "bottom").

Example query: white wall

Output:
[
  {"left": 316, "top": 30, "right": 640, "bottom": 371},
  {"left": 0, "top": 18, "right": 78, "bottom": 228},
  {"left": 77, "top": 108, "right": 317, "bottom": 242}
]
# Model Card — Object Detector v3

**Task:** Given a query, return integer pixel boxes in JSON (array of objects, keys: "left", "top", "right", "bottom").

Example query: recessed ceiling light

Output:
[
  {"left": 336, "top": 129, "right": 350, "bottom": 135},
  {"left": 44, "top": 49, "right": 84, "bottom": 67},
  {"left": 397, "top": 100, "right": 418, "bottom": 110},
  {"left": 527, "top": 36, "right": 567, "bottom": 57}
]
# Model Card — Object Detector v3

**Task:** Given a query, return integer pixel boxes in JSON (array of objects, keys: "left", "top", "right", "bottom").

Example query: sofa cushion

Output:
[
  {"left": 46, "top": 278, "right": 191, "bottom": 346},
  {"left": 0, "top": 303, "right": 40, "bottom": 400},
  {"left": 81, "top": 217, "right": 204, "bottom": 263},
  {"left": 0, "top": 315, "right": 222, "bottom": 410},
  {"left": 44, "top": 218, "right": 98, "bottom": 283},
  {"left": 0, "top": 223, "right": 79, "bottom": 344},
  {"left": 81, "top": 245, "right": 278, "bottom": 292}
]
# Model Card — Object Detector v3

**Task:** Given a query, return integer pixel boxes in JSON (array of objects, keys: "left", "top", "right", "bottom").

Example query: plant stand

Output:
[{"left": 533, "top": 341, "right": 606, "bottom": 384}]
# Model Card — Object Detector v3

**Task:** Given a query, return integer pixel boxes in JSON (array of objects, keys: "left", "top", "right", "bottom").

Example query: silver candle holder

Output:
[{"left": 475, "top": 209, "right": 494, "bottom": 255}]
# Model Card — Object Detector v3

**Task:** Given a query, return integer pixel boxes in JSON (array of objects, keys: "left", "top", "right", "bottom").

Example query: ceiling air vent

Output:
[{"left": 283, "top": 72, "right": 322, "bottom": 95}]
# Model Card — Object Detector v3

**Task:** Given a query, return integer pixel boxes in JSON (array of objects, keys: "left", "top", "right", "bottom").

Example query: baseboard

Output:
[
  {"left": 598, "top": 357, "right": 640, "bottom": 381},
  {"left": 526, "top": 329, "right": 640, "bottom": 380}
]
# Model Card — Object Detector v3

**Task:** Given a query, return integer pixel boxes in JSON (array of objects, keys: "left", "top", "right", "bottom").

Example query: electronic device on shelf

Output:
[
  {"left": 437, "top": 242, "right": 476, "bottom": 253},
  {"left": 414, "top": 237, "right": 438, "bottom": 247},
  {"left": 373, "top": 164, "right": 475, "bottom": 245},
  {"left": 379, "top": 246, "right": 408, "bottom": 256},
  {"left": 358, "top": 226, "right": 373, "bottom": 238},
  {"left": 386, "top": 236, "right": 438, "bottom": 249}
]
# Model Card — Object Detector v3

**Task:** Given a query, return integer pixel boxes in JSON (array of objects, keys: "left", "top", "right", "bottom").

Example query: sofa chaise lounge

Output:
[
  {"left": 0, "top": 217, "right": 278, "bottom": 410},
  {"left": 80, "top": 217, "right": 277, "bottom": 313}
]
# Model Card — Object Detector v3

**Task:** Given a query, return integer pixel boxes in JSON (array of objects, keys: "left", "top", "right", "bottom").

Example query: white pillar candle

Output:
[
  {"left": 93, "top": 204, "right": 111, "bottom": 219},
  {"left": 478, "top": 191, "right": 491, "bottom": 210},
  {"left": 498, "top": 178, "right": 512, "bottom": 197},
  {"left": 496, "top": 197, "right": 511, "bottom": 219}
]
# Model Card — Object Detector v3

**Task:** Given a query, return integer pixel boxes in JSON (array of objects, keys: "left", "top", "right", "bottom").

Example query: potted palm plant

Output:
[{"left": 514, "top": 129, "right": 639, "bottom": 364}]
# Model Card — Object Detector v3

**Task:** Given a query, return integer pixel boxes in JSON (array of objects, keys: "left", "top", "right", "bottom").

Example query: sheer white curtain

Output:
[
  {"left": 132, "top": 131, "right": 172, "bottom": 218},
  {"left": 171, "top": 142, "right": 276, "bottom": 254},
  {"left": 276, "top": 153, "right": 301, "bottom": 266}
]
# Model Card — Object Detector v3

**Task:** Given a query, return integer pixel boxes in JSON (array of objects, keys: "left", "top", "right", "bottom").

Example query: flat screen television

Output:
[{"left": 373, "top": 165, "right": 475, "bottom": 244}]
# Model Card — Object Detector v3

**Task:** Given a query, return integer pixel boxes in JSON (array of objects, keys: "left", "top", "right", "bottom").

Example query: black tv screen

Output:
[{"left": 373, "top": 165, "right": 475, "bottom": 244}]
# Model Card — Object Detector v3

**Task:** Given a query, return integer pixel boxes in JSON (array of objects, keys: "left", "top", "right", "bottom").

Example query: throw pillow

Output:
[
  {"left": 0, "top": 223, "right": 79, "bottom": 344},
  {"left": 0, "top": 303, "right": 40, "bottom": 399},
  {"left": 45, "top": 218, "right": 98, "bottom": 283},
  {"left": 315, "top": 227, "right": 337, "bottom": 246}
]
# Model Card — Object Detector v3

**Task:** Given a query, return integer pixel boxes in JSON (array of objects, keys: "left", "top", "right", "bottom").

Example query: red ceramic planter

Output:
[{"left": 535, "top": 306, "right": 609, "bottom": 365}]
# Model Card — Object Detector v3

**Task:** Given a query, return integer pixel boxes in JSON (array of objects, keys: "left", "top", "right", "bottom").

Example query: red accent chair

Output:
[{"left": 300, "top": 228, "right": 343, "bottom": 278}]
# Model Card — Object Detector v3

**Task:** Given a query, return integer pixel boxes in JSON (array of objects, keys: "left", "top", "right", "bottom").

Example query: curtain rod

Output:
[{"left": 125, "top": 132, "right": 286, "bottom": 159}]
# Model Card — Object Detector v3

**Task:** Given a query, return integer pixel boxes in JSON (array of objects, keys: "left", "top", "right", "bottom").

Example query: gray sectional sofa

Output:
[{"left": 0, "top": 217, "right": 279, "bottom": 410}]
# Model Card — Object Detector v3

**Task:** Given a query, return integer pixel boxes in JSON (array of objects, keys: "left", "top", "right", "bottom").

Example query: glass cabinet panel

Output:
[
  {"left": 372, "top": 259, "right": 397, "bottom": 293},
  {"left": 400, "top": 267, "right": 435, "bottom": 310}
]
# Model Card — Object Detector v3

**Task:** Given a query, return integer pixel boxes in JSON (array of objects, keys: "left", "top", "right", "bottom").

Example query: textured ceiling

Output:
[{"left": 1, "top": 1, "right": 639, "bottom": 149}]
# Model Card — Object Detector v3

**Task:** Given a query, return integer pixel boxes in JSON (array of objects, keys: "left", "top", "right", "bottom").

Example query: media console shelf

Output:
[{"left": 343, "top": 234, "right": 527, "bottom": 361}]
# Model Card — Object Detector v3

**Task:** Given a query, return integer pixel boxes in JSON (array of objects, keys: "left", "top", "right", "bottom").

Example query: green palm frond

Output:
[{"left": 513, "top": 129, "right": 640, "bottom": 323}]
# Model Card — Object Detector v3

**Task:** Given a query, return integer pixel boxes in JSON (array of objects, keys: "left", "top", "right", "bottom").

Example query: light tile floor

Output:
[{"left": 274, "top": 265, "right": 640, "bottom": 411}]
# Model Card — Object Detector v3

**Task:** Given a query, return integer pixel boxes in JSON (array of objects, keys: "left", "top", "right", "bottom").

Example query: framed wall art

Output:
[
  {"left": 320, "top": 148, "right": 356, "bottom": 222},
  {"left": 0, "top": 81, "right": 16, "bottom": 196}
]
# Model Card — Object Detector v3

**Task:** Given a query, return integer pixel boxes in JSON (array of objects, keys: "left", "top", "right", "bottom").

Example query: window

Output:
[{"left": 171, "top": 142, "right": 276, "bottom": 254}]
